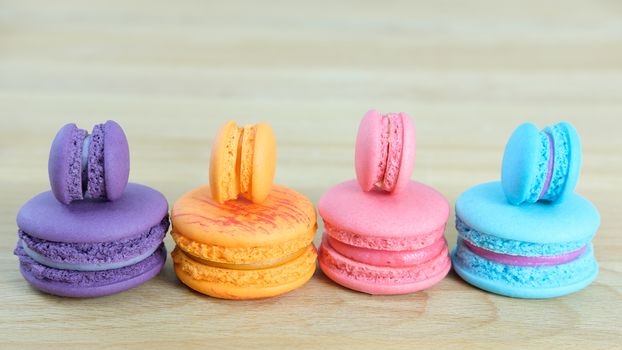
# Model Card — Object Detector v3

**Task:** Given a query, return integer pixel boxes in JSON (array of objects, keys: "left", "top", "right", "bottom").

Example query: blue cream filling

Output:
[
  {"left": 456, "top": 216, "right": 591, "bottom": 256},
  {"left": 453, "top": 239, "right": 597, "bottom": 288},
  {"left": 21, "top": 240, "right": 160, "bottom": 272}
]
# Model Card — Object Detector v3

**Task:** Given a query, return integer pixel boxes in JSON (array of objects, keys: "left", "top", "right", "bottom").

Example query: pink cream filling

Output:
[
  {"left": 538, "top": 131, "right": 555, "bottom": 199},
  {"left": 375, "top": 114, "right": 404, "bottom": 192},
  {"left": 463, "top": 240, "right": 586, "bottom": 267},
  {"left": 327, "top": 234, "right": 445, "bottom": 267}
]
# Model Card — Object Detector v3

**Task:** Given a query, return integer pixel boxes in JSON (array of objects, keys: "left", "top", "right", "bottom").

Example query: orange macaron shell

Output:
[
  {"left": 171, "top": 184, "right": 317, "bottom": 299},
  {"left": 209, "top": 121, "right": 276, "bottom": 204},
  {"left": 172, "top": 244, "right": 317, "bottom": 300}
]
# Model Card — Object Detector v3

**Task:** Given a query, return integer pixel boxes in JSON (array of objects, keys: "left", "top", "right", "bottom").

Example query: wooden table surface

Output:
[{"left": 1, "top": 1, "right": 621, "bottom": 348}]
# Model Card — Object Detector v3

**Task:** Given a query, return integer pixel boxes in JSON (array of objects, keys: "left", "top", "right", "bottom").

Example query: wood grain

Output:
[{"left": 1, "top": 0, "right": 621, "bottom": 348}]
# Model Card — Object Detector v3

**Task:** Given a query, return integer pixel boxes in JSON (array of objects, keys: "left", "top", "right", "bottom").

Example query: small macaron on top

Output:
[
  {"left": 209, "top": 121, "right": 276, "bottom": 204},
  {"left": 318, "top": 110, "right": 450, "bottom": 295},
  {"left": 501, "top": 122, "right": 581, "bottom": 205},
  {"left": 15, "top": 120, "right": 169, "bottom": 298},
  {"left": 355, "top": 109, "right": 415, "bottom": 194},
  {"left": 48, "top": 120, "right": 129, "bottom": 204},
  {"left": 171, "top": 120, "right": 317, "bottom": 299},
  {"left": 452, "top": 121, "right": 599, "bottom": 298}
]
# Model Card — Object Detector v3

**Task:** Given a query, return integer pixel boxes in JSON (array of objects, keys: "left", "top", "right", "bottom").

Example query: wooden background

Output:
[{"left": 1, "top": 0, "right": 621, "bottom": 348}]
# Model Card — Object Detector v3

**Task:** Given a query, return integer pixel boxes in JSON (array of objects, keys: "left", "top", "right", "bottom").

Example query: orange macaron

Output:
[{"left": 171, "top": 121, "right": 317, "bottom": 299}]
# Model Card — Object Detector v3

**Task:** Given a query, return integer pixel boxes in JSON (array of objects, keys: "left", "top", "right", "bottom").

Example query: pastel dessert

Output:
[
  {"left": 209, "top": 121, "right": 276, "bottom": 204},
  {"left": 452, "top": 181, "right": 599, "bottom": 298},
  {"left": 48, "top": 120, "right": 130, "bottom": 204},
  {"left": 171, "top": 185, "right": 317, "bottom": 299},
  {"left": 14, "top": 184, "right": 169, "bottom": 298},
  {"left": 318, "top": 180, "right": 450, "bottom": 294},
  {"left": 355, "top": 109, "right": 415, "bottom": 194},
  {"left": 318, "top": 110, "right": 448, "bottom": 295},
  {"left": 502, "top": 122, "right": 581, "bottom": 205}
]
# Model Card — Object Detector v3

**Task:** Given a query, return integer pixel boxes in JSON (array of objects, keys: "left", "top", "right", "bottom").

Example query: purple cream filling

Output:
[
  {"left": 538, "top": 131, "right": 555, "bottom": 199},
  {"left": 463, "top": 240, "right": 587, "bottom": 267},
  {"left": 17, "top": 216, "right": 169, "bottom": 265}
]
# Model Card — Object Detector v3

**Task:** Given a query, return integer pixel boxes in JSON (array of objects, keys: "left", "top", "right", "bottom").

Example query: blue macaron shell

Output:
[
  {"left": 556, "top": 122, "right": 582, "bottom": 202},
  {"left": 501, "top": 123, "right": 545, "bottom": 205},
  {"left": 452, "top": 241, "right": 598, "bottom": 298},
  {"left": 456, "top": 182, "right": 599, "bottom": 247}
]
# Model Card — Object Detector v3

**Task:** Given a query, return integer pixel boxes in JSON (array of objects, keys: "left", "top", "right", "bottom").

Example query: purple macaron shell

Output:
[
  {"left": 48, "top": 124, "right": 88, "bottom": 205},
  {"left": 16, "top": 244, "right": 166, "bottom": 298},
  {"left": 47, "top": 120, "right": 129, "bottom": 205},
  {"left": 86, "top": 123, "right": 106, "bottom": 199},
  {"left": 17, "top": 183, "right": 168, "bottom": 243},
  {"left": 18, "top": 216, "right": 169, "bottom": 265},
  {"left": 102, "top": 120, "right": 130, "bottom": 201}
]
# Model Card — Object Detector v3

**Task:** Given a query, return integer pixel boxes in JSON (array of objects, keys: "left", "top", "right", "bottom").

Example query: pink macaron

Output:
[
  {"left": 318, "top": 180, "right": 451, "bottom": 295},
  {"left": 355, "top": 110, "right": 416, "bottom": 194}
]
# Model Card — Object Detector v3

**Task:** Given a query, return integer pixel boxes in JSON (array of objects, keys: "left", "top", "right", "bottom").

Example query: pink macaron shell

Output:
[
  {"left": 318, "top": 236, "right": 451, "bottom": 295},
  {"left": 391, "top": 113, "right": 415, "bottom": 194},
  {"left": 327, "top": 234, "right": 447, "bottom": 268},
  {"left": 380, "top": 113, "right": 403, "bottom": 192},
  {"left": 355, "top": 109, "right": 387, "bottom": 192},
  {"left": 319, "top": 180, "right": 449, "bottom": 250}
]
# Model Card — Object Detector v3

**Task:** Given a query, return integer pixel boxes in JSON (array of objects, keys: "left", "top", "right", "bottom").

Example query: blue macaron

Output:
[
  {"left": 451, "top": 182, "right": 599, "bottom": 299},
  {"left": 501, "top": 122, "right": 581, "bottom": 205}
]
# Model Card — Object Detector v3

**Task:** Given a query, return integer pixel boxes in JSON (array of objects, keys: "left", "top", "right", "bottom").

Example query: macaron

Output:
[
  {"left": 318, "top": 180, "right": 451, "bottom": 295},
  {"left": 171, "top": 185, "right": 317, "bottom": 299},
  {"left": 451, "top": 181, "right": 599, "bottom": 298},
  {"left": 14, "top": 183, "right": 169, "bottom": 298},
  {"left": 48, "top": 120, "right": 130, "bottom": 204},
  {"left": 209, "top": 121, "right": 276, "bottom": 204},
  {"left": 355, "top": 109, "right": 415, "bottom": 194},
  {"left": 501, "top": 122, "right": 581, "bottom": 205}
]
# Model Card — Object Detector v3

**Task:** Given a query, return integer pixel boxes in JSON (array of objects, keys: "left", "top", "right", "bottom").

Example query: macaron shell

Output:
[
  {"left": 319, "top": 180, "right": 449, "bottom": 244},
  {"left": 248, "top": 123, "right": 276, "bottom": 203},
  {"left": 238, "top": 124, "right": 254, "bottom": 197},
  {"left": 172, "top": 244, "right": 316, "bottom": 299},
  {"left": 17, "top": 183, "right": 169, "bottom": 243},
  {"left": 456, "top": 182, "right": 599, "bottom": 244},
  {"left": 171, "top": 184, "right": 317, "bottom": 264},
  {"left": 501, "top": 122, "right": 542, "bottom": 205},
  {"left": 18, "top": 245, "right": 166, "bottom": 298},
  {"left": 327, "top": 234, "right": 447, "bottom": 267},
  {"left": 102, "top": 120, "right": 130, "bottom": 201},
  {"left": 209, "top": 121, "right": 240, "bottom": 204},
  {"left": 48, "top": 123, "right": 86, "bottom": 205},
  {"left": 318, "top": 237, "right": 450, "bottom": 295},
  {"left": 355, "top": 109, "right": 385, "bottom": 192},
  {"left": 452, "top": 243, "right": 598, "bottom": 299},
  {"left": 392, "top": 113, "right": 415, "bottom": 194},
  {"left": 557, "top": 122, "right": 582, "bottom": 203}
]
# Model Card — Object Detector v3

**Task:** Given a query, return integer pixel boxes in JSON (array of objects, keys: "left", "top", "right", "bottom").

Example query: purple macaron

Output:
[
  {"left": 14, "top": 183, "right": 169, "bottom": 298},
  {"left": 48, "top": 120, "right": 130, "bottom": 205}
]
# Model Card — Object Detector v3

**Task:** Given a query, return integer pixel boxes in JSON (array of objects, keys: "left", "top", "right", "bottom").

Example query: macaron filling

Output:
[
  {"left": 375, "top": 114, "right": 404, "bottom": 192},
  {"left": 237, "top": 125, "right": 256, "bottom": 198},
  {"left": 462, "top": 240, "right": 587, "bottom": 267},
  {"left": 537, "top": 131, "right": 555, "bottom": 199},
  {"left": 17, "top": 216, "right": 169, "bottom": 267},
  {"left": 16, "top": 244, "right": 166, "bottom": 286},
  {"left": 456, "top": 216, "right": 590, "bottom": 256},
  {"left": 183, "top": 245, "right": 309, "bottom": 271},
  {"left": 20, "top": 240, "right": 161, "bottom": 272},
  {"left": 324, "top": 221, "right": 445, "bottom": 251},
  {"left": 80, "top": 134, "right": 92, "bottom": 191},
  {"left": 327, "top": 234, "right": 446, "bottom": 268}
]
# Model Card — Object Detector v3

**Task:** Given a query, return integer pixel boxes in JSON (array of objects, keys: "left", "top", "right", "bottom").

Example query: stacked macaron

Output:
[
  {"left": 318, "top": 110, "right": 451, "bottom": 295},
  {"left": 452, "top": 122, "right": 600, "bottom": 298},
  {"left": 171, "top": 121, "right": 317, "bottom": 299},
  {"left": 14, "top": 121, "right": 169, "bottom": 298}
]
